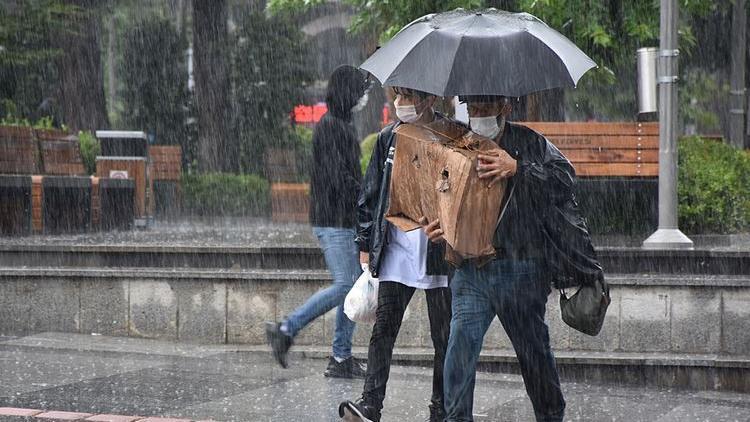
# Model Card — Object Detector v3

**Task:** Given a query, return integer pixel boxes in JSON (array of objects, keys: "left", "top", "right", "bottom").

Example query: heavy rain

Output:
[{"left": 0, "top": 0, "right": 749, "bottom": 421}]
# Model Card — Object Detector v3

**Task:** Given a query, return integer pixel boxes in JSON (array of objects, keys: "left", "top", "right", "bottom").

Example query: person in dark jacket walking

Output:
[
  {"left": 266, "top": 65, "right": 369, "bottom": 378},
  {"left": 430, "top": 95, "right": 602, "bottom": 422},
  {"left": 338, "top": 87, "right": 462, "bottom": 422}
]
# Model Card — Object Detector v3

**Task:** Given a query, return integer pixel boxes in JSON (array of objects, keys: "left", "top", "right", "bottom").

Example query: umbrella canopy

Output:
[{"left": 360, "top": 9, "right": 596, "bottom": 97}]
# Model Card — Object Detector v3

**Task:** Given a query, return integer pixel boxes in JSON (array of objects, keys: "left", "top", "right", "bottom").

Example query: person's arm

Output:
[
  {"left": 355, "top": 125, "right": 392, "bottom": 259},
  {"left": 513, "top": 133, "right": 576, "bottom": 207}
]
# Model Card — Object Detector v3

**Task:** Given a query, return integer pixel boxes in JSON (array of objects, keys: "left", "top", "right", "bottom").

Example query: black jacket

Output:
[
  {"left": 356, "top": 116, "right": 455, "bottom": 277},
  {"left": 494, "top": 122, "right": 603, "bottom": 288},
  {"left": 309, "top": 112, "right": 361, "bottom": 228},
  {"left": 309, "top": 66, "right": 365, "bottom": 228}
]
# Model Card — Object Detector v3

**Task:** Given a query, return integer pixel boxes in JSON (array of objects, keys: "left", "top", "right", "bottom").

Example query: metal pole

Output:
[
  {"left": 643, "top": 0, "right": 693, "bottom": 249},
  {"left": 729, "top": 0, "right": 747, "bottom": 149}
]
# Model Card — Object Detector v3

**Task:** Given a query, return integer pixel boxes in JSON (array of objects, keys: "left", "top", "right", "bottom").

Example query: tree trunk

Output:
[
  {"left": 54, "top": 0, "right": 110, "bottom": 132},
  {"left": 192, "top": 0, "right": 233, "bottom": 172}
]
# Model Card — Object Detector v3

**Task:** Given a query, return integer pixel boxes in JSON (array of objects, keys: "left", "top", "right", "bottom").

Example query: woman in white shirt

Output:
[{"left": 339, "top": 87, "right": 457, "bottom": 422}]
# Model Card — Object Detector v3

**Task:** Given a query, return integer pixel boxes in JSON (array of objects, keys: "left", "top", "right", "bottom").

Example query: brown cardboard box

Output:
[{"left": 386, "top": 120, "right": 507, "bottom": 260}]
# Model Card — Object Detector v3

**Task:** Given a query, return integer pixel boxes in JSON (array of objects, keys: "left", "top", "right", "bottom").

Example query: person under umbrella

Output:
[{"left": 338, "top": 86, "right": 460, "bottom": 422}]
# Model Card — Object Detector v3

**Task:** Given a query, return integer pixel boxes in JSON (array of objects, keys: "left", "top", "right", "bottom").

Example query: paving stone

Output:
[
  {"left": 35, "top": 411, "right": 94, "bottom": 420},
  {"left": 0, "top": 407, "right": 43, "bottom": 416},
  {"left": 84, "top": 415, "right": 143, "bottom": 422}
]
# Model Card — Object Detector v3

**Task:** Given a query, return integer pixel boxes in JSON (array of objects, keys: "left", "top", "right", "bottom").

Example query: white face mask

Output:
[
  {"left": 470, "top": 115, "right": 504, "bottom": 139},
  {"left": 394, "top": 96, "right": 420, "bottom": 123}
]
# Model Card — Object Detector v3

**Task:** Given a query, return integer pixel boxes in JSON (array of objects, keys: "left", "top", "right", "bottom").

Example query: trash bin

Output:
[
  {"left": 0, "top": 175, "right": 32, "bottom": 235},
  {"left": 42, "top": 176, "right": 92, "bottom": 234},
  {"left": 100, "top": 178, "right": 135, "bottom": 231},
  {"left": 95, "top": 131, "right": 148, "bottom": 157}
]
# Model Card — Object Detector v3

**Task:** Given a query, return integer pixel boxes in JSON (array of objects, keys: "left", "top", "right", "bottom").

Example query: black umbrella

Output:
[{"left": 360, "top": 9, "right": 596, "bottom": 97}]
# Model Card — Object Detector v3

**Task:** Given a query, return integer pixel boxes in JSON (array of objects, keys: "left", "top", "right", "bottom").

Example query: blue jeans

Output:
[
  {"left": 444, "top": 259, "right": 565, "bottom": 422},
  {"left": 283, "top": 227, "right": 361, "bottom": 359}
]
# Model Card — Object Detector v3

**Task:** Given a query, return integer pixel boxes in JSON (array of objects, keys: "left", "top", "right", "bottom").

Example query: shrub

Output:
[
  {"left": 360, "top": 132, "right": 379, "bottom": 175},
  {"left": 181, "top": 173, "right": 270, "bottom": 217},
  {"left": 78, "top": 130, "right": 99, "bottom": 175},
  {"left": 678, "top": 137, "right": 750, "bottom": 234}
]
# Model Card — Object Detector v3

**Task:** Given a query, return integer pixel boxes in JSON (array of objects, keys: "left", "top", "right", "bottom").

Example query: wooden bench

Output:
[
  {"left": 519, "top": 122, "right": 659, "bottom": 235},
  {"left": 520, "top": 122, "right": 659, "bottom": 177},
  {"left": 0, "top": 126, "right": 40, "bottom": 174},
  {"left": 36, "top": 129, "right": 87, "bottom": 176}
]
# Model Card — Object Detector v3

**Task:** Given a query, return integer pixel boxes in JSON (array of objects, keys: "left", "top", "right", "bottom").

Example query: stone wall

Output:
[{"left": 1, "top": 269, "right": 748, "bottom": 357}]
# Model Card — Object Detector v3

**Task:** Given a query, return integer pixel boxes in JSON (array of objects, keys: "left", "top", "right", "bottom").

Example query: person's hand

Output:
[
  {"left": 419, "top": 216, "right": 444, "bottom": 243},
  {"left": 360, "top": 251, "right": 369, "bottom": 265},
  {"left": 477, "top": 149, "right": 517, "bottom": 187}
]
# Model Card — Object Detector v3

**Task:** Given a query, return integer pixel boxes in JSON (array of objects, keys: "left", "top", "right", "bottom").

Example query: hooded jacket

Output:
[{"left": 309, "top": 66, "right": 366, "bottom": 228}]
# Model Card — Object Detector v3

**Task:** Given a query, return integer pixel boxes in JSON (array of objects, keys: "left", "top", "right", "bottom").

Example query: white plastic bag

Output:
[{"left": 344, "top": 264, "right": 379, "bottom": 324}]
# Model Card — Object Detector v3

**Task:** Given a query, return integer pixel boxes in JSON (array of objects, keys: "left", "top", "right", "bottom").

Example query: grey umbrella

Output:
[{"left": 360, "top": 9, "right": 596, "bottom": 97}]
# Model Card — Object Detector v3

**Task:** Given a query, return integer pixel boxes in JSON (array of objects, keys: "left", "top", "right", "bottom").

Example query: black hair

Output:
[{"left": 325, "top": 65, "right": 368, "bottom": 119}]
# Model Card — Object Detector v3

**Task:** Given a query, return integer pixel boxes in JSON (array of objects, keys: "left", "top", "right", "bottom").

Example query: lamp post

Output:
[{"left": 642, "top": 0, "right": 693, "bottom": 249}]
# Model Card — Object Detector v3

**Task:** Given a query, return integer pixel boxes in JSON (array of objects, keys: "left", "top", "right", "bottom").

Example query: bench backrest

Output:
[
  {"left": 0, "top": 127, "right": 86, "bottom": 176},
  {"left": 0, "top": 126, "right": 40, "bottom": 174},
  {"left": 519, "top": 122, "right": 659, "bottom": 177},
  {"left": 37, "top": 130, "right": 86, "bottom": 176}
]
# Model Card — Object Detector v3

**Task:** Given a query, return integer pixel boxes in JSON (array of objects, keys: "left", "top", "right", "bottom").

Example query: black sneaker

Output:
[
  {"left": 428, "top": 399, "right": 446, "bottom": 422},
  {"left": 324, "top": 356, "right": 367, "bottom": 379},
  {"left": 265, "top": 322, "right": 293, "bottom": 368},
  {"left": 338, "top": 398, "right": 381, "bottom": 422}
]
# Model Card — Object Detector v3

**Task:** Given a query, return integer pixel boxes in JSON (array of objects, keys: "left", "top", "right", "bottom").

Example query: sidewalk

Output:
[{"left": 1, "top": 333, "right": 749, "bottom": 422}]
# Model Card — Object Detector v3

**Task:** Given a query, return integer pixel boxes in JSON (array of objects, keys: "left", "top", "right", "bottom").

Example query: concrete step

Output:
[{"left": 0, "top": 243, "right": 749, "bottom": 274}]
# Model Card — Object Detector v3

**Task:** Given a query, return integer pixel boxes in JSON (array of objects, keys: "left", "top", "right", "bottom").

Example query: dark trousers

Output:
[
  {"left": 362, "top": 281, "right": 452, "bottom": 411},
  {"left": 444, "top": 259, "right": 565, "bottom": 422}
]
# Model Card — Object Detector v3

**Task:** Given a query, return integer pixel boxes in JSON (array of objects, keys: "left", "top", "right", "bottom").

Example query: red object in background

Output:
[
  {"left": 382, "top": 104, "right": 390, "bottom": 126},
  {"left": 294, "top": 103, "right": 328, "bottom": 124},
  {"left": 293, "top": 102, "right": 393, "bottom": 126}
]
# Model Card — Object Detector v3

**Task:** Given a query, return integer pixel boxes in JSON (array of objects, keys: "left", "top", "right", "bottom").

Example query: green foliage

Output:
[
  {"left": 0, "top": 1, "right": 80, "bottom": 122},
  {"left": 231, "top": 12, "right": 314, "bottom": 175},
  {"left": 360, "top": 132, "right": 378, "bottom": 175},
  {"left": 181, "top": 173, "right": 270, "bottom": 217},
  {"left": 0, "top": 115, "right": 62, "bottom": 130},
  {"left": 680, "top": 70, "right": 725, "bottom": 132},
  {"left": 121, "top": 15, "right": 188, "bottom": 146},
  {"left": 77, "top": 130, "right": 99, "bottom": 175},
  {"left": 678, "top": 137, "right": 750, "bottom": 234}
]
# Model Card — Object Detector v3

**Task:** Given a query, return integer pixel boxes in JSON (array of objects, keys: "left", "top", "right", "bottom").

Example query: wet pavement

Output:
[{"left": 1, "top": 333, "right": 749, "bottom": 421}]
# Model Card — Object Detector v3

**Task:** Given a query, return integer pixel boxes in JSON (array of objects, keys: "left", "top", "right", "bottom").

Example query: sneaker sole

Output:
[{"left": 340, "top": 403, "right": 375, "bottom": 422}]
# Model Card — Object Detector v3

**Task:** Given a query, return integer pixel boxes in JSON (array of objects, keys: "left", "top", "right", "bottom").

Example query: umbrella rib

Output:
[{"left": 442, "top": 17, "right": 479, "bottom": 96}]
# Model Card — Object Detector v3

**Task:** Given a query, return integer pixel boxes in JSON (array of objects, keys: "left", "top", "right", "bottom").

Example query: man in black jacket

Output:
[
  {"left": 431, "top": 95, "right": 601, "bottom": 422},
  {"left": 266, "top": 65, "right": 368, "bottom": 378}
]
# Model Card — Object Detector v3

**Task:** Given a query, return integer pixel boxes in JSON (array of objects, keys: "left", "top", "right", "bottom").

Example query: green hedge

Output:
[
  {"left": 181, "top": 173, "right": 270, "bottom": 217},
  {"left": 678, "top": 136, "right": 750, "bottom": 234}
]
